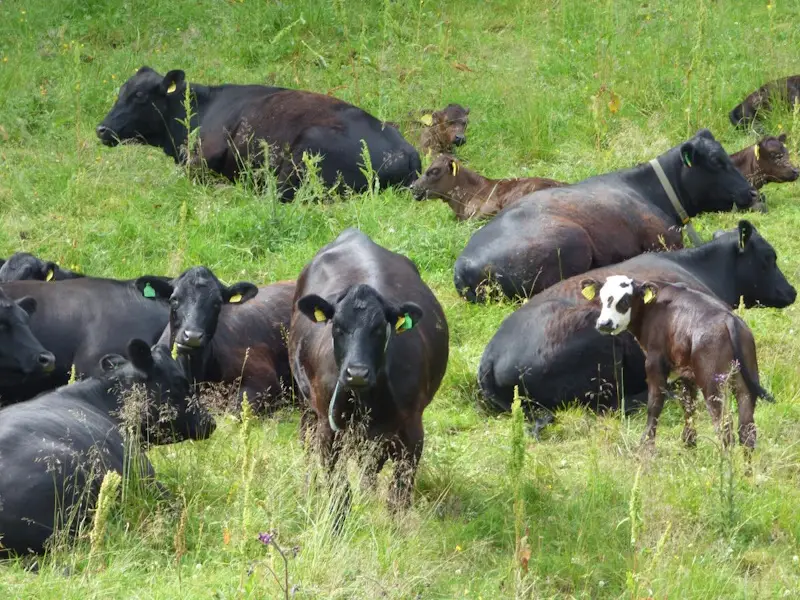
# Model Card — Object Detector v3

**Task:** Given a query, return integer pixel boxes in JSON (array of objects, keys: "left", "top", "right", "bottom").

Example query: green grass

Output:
[{"left": 2, "top": 0, "right": 800, "bottom": 597}]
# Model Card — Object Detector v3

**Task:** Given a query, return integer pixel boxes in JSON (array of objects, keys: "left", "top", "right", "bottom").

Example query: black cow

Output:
[
  {"left": 289, "top": 228, "right": 449, "bottom": 513},
  {"left": 478, "top": 221, "right": 795, "bottom": 425},
  {"left": 137, "top": 267, "right": 296, "bottom": 414},
  {"left": 730, "top": 75, "right": 800, "bottom": 127},
  {"left": 96, "top": 67, "right": 421, "bottom": 200},
  {"left": 0, "top": 288, "right": 56, "bottom": 386},
  {"left": 454, "top": 129, "right": 758, "bottom": 302},
  {"left": 0, "top": 252, "right": 83, "bottom": 282},
  {"left": 0, "top": 276, "right": 170, "bottom": 404},
  {"left": 0, "top": 340, "right": 215, "bottom": 557}
]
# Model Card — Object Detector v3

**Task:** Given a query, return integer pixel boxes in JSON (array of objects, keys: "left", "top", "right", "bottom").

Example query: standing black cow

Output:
[
  {"left": 478, "top": 221, "right": 796, "bottom": 421},
  {"left": 0, "top": 276, "right": 171, "bottom": 404},
  {"left": 0, "top": 340, "right": 215, "bottom": 557},
  {"left": 289, "top": 228, "right": 449, "bottom": 512},
  {"left": 454, "top": 129, "right": 758, "bottom": 302},
  {"left": 137, "top": 267, "right": 296, "bottom": 414},
  {"left": 0, "top": 252, "right": 83, "bottom": 282},
  {"left": 0, "top": 289, "right": 56, "bottom": 390},
  {"left": 96, "top": 67, "right": 421, "bottom": 200}
]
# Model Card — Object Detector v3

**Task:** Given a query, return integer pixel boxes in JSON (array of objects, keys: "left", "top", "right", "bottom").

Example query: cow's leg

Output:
[
  {"left": 388, "top": 415, "right": 424, "bottom": 512},
  {"left": 700, "top": 378, "right": 735, "bottom": 449},
  {"left": 315, "top": 420, "right": 351, "bottom": 534},
  {"left": 733, "top": 373, "right": 757, "bottom": 455},
  {"left": 642, "top": 358, "right": 668, "bottom": 446},
  {"left": 676, "top": 379, "right": 699, "bottom": 448}
]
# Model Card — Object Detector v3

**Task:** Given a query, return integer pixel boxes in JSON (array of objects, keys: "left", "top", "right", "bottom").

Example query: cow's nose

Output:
[
  {"left": 181, "top": 330, "right": 205, "bottom": 348},
  {"left": 37, "top": 352, "right": 56, "bottom": 373},
  {"left": 596, "top": 320, "right": 615, "bottom": 334},
  {"left": 344, "top": 365, "right": 370, "bottom": 388},
  {"left": 748, "top": 188, "right": 760, "bottom": 202},
  {"left": 96, "top": 125, "right": 109, "bottom": 139},
  {"left": 791, "top": 169, "right": 800, "bottom": 180},
  {"left": 453, "top": 134, "right": 466, "bottom": 146}
]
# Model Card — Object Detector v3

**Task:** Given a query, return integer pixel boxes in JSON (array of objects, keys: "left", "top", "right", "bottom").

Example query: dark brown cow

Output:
[
  {"left": 729, "top": 134, "right": 798, "bottom": 212},
  {"left": 136, "top": 268, "right": 295, "bottom": 414},
  {"left": 418, "top": 104, "right": 470, "bottom": 156},
  {"left": 97, "top": 67, "right": 420, "bottom": 201},
  {"left": 580, "top": 275, "right": 770, "bottom": 451},
  {"left": 411, "top": 154, "right": 566, "bottom": 220},
  {"left": 730, "top": 75, "right": 800, "bottom": 127},
  {"left": 289, "top": 228, "right": 448, "bottom": 516}
]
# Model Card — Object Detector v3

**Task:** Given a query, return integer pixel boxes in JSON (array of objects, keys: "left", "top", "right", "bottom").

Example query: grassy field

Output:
[{"left": 2, "top": 0, "right": 800, "bottom": 598}]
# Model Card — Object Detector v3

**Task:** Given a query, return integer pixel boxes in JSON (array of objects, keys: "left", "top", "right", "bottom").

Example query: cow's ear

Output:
[
  {"left": 679, "top": 141, "right": 697, "bottom": 168},
  {"left": 137, "top": 66, "right": 155, "bottom": 75},
  {"left": 639, "top": 282, "right": 658, "bottom": 304},
  {"left": 161, "top": 70, "right": 186, "bottom": 95},
  {"left": 778, "top": 132, "right": 788, "bottom": 143},
  {"left": 134, "top": 276, "right": 174, "bottom": 300},
  {"left": 579, "top": 278, "right": 600, "bottom": 301},
  {"left": 695, "top": 128, "right": 714, "bottom": 140},
  {"left": 127, "top": 339, "right": 155, "bottom": 371},
  {"left": 15, "top": 296, "right": 37, "bottom": 316},
  {"left": 388, "top": 302, "right": 424, "bottom": 334},
  {"left": 100, "top": 353, "right": 128, "bottom": 373},
  {"left": 432, "top": 110, "right": 447, "bottom": 125},
  {"left": 297, "top": 294, "right": 334, "bottom": 324},
  {"left": 737, "top": 220, "right": 755, "bottom": 252},
  {"left": 42, "top": 262, "right": 57, "bottom": 282},
  {"left": 224, "top": 282, "right": 259, "bottom": 304}
]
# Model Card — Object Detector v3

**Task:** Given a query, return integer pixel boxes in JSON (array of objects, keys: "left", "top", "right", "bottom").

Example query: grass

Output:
[{"left": 2, "top": 0, "right": 800, "bottom": 597}]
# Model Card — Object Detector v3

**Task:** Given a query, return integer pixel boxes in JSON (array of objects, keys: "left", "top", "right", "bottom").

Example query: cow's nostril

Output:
[
  {"left": 453, "top": 134, "right": 466, "bottom": 146},
  {"left": 96, "top": 125, "right": 108, "bottom": 138},
  {"left": 345, "top": 365, "right": 370, "bottom": 386},
  {"left": 38, "top": 352, "right": 56, "bottom": 372},
  {"left": 181, "top": 330, "right": 204, "bottom": 348}
]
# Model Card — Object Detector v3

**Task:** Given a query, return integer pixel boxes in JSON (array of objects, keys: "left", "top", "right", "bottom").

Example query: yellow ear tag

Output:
[
  {"left": 167, "top": 82, "right": 177, "bottom": 94},
  {"left": 419, "top": 114, "right": 433, "bottom": 126},
  {"left": 395, "top": 315, "right": 406, "bottom": 332},
  {"left": 643, "top": 288, "right": 656, "bottom": 304},
  {"left": 581, "top": 285, "right": 596, "bottom": 300},
  {"left": 739, "top": 231, "right": 746, "bottom": 250},
  {"left": 451, "top": 161, "right": 459, "bottom": 176},
  {"left": 314, "top": 308, "right": 327, "bottom": 322},
  {"left": 46, "top": 269, "right": 54, "bottom": 282},
  {"left": 754, "top": 144, "right": 761, "bottom": 161},
  {"left": 229, "top": 293, "right": 243, "bottom": 304}
]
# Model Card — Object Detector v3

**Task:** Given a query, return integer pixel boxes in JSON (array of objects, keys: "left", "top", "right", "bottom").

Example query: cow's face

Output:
[
  {"left": 731, "top": 220, "right": 797, "bottom": 308},
  {"left": 99, "top": 340, "right": 215, "bottom": 443},
  {"left": 0, "top": 252, "right": 82, "bottom": 282},
  {"left": 136, "top": 268, "right": 258, "bottom": 353},
  {"left": 297, "top": 284, "right": 423, "bottom": 391},
  {"left": 96, "top": 66, "right": 186, "bottom": 147},
  {"left": 755, "top": 134, "right": 799, "bottom": 184},
  {"left": 581, "top": 275, "right": 657, "bottom": 335},
  {"left": 0, "top": 293, "right": 55, "bottom": 382},
  {"left": 437, "top": 104, "right": 470, "bottom": 147},
  {"left": 411, "top": 154, "right": 460, "bottom": 200},
  {"left": 679, "top": 129, "right": 757, "bottom": 211}
]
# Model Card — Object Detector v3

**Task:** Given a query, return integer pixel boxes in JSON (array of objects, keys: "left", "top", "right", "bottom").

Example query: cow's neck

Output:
[
  {"left": 162, "top": 83, "right": 215, "bottom": 161},
  {"left": 616, "top": 148, "right": 693, "bottom": 225},
  {"left": 441, "top": 170, "right": 496, "bottom": 218},
  {"left": 176, "top": 346, "right": 212, "bottom": 389},
  {"left": 729, "top": 147, "right": 762, "bottom": 188},
  {"left": 57, "top": 377, "right": 125, "bottom": 422},
  {"left": 660, "top": 236, "right": 740, "bottom": 306}
]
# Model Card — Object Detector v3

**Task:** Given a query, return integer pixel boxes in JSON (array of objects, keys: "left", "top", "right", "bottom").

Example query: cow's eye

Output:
[
  {"left": 170, "top": 298, "right": 180, "bottom": 309},
  {"left": 428, "top": 167, "right": 440, "bottom": 177},
  {"left": 135, "top": 90, "right": 146, "bottom": 100},
  {"left": 616, "top": 297, "right": 630, "bottom": 312}
]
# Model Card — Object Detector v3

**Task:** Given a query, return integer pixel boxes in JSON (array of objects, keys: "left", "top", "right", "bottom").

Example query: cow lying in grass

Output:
[
  {"left": 580, "top": 275, "right": 771, "bottom": 451},
  {"left": 411, "top": 154, "right": 565, "bottom": 220},
  {"left": 729, "top": 75, "right": 800, "bottom": 127},
  {"left": 729, "top": 134, "right": 798, "bottom": 212},
  {"left": 0, "top": 252, "right": 83, "bottom": 282}
]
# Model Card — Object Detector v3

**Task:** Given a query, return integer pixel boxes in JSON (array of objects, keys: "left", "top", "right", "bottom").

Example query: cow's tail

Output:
[
  {"left": 477, "top": 353, "right": 512, "bottom": 413},
  {"left": 727, "top": 317, "right": 774, "bottom": 403}
]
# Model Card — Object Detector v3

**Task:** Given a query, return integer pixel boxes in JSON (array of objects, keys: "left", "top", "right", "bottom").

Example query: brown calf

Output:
[
  {"left": 411, "top": 154, "right": 566, "bottom": 220},
  {"left": 730, "top": 75, "right": 800, "bottom": 127},
  {"left": 388, "top": 104, "right": 470, "bottom": 157},
  {"left": 729, "top": 134, "right": 798, "bottom": 212},
  {"left": 580, "top": 275, "right": 772, "bottom": 452}
]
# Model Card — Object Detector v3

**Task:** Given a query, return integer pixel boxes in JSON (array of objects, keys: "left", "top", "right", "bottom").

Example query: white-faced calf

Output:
[
  {"left": 411, "top": 154, "right": 565, "bottom": 220},
  {"left": 580, "top": 275, "right": 772, "bottom": 452}
]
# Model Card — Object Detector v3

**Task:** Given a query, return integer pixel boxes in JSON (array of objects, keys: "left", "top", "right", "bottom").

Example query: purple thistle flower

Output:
[
  {"left": 257, "top": 531, "right": 276, "bottom": 545},
  {"left": 713, "top": 372, "right": 729, "bottom": 384}
]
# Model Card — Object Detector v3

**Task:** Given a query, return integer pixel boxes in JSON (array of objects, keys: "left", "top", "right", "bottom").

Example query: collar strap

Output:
[{"left": 648, "top": 158, "right": 703, "bottom": 247}]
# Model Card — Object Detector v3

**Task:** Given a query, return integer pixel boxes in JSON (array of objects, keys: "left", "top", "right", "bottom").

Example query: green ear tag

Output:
[
  {"left": 402, "top": 314, "right": 413, "bottom": 331},
  {"left": 682, "top": 152, "right": 692, "bottom": 168},
  {"left": 143, "top": 283, "right": 156, "bottom": 298}
]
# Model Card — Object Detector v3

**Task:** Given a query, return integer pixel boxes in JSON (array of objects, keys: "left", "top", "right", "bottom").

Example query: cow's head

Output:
[
  {"left": 678, "top": 129, "right": 758, "bottom": 212},
  {"left": 135, "top": 267, "right": 258, "bottom": 353},
  {"left": 0, "top": 291, "right": 56, "bottom": 383},
  {"left": 96, "top": 66, "right": 186, "bottom": 148},
  {"left": 420, "top": 104, "right": 470, "bottom": 153},
  {"left": 753, "top": 134, "right": 799, "bottom": 185},
  {"left": 580, "top": 275, "right": 658, "bottom": 335},
  {"left": 297, "top": 284, "right": 423, "bottom": 391},
  {"left": 99, "top": 339, "right": 215, "bottom": 443},
  {"left": 725, "top": 220, "right": 797, "bottom": 308},
  {"left": 410, "top": 154, "right": 461, "bottom": 201},
  {"left": 0, "top": 252, "right": 83, "bottom": 282}
]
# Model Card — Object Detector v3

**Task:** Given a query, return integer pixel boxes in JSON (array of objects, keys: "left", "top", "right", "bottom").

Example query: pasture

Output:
[{"left": 2, "top": 0, "right": 800, "bottom": 597}]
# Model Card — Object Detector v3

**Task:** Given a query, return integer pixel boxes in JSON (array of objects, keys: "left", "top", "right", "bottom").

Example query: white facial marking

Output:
[{"left": 595, "top": 275, "right": 634, "bottom": 335}]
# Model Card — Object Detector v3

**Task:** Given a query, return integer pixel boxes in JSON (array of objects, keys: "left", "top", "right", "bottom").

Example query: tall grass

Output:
[{"left": 1, "top": 0, "right": 800, "bottom": 598}]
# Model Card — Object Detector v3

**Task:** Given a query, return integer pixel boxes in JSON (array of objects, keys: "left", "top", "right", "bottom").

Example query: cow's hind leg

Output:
[
  {"left": 676, "top": 379, "right": 699, "bottom": 448},
  {"left": 388, "top": 415, "right": 424, "bottom": 512},
  {"left": 733, "top": 374, "right": 757, "bottom": 462}
]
